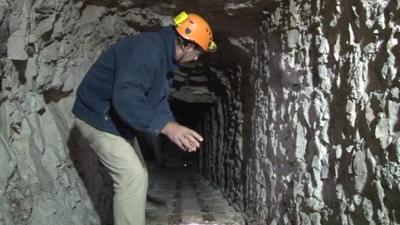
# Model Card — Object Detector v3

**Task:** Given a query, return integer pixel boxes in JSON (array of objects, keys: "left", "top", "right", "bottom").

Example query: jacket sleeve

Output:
[{"left": 111, "top": 45, "right": 175, "bottom": 134}]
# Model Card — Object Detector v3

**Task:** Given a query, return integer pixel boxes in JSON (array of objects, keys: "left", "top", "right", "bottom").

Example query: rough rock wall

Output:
[
  {"left": 0, "top": 0, "right": 174, "bottom": 224},
  {"left": 0, "top": 1, "right": 99, "bottom": 224},
  {"left": 200, "top": 0, "right": 400, "bottom": 224},
  {"left": 199, "top": 61, "right": 244, "bottom": 195}
]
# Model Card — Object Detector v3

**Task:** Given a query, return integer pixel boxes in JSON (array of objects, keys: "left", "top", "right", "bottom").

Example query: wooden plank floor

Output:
[{"left": 146, "top": 169, "right": 245, "bottom": 225}]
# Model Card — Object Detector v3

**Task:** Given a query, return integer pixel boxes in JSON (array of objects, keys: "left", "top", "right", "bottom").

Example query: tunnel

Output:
[{"left": 1, "top": 0, "right": 400, "bottom": 225}]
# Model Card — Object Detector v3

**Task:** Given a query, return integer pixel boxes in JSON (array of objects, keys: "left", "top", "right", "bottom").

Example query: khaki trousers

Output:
[{"left": 75, "top": 118, "right": 148, "bottom": 225}]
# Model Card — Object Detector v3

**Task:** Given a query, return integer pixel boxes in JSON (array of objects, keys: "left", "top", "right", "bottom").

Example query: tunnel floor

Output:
[{"left": 145, "top": 168, "right": 245, "bottom": 225}]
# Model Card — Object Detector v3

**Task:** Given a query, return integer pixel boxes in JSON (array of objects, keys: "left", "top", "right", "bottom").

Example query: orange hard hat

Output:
[{"left": 174, "top": 11, "right": 217, "bottom": 52}]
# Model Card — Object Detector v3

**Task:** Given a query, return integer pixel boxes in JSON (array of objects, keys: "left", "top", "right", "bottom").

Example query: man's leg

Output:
[{"left": 75, "top": 118, "right": 148, "bottom": 225}]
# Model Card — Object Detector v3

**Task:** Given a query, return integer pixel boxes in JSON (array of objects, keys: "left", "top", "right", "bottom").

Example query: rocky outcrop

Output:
[
  {"left": 1, "top": 0, "right": 103, "bottom": 224},
  {"left": 0, "top": 1, "right": 172, "bottom": 224},
  {"left": 199, "top": 0, "right": 400, "bottom": 224}
]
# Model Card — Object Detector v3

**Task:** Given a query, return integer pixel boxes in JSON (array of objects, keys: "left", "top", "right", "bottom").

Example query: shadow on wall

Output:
[{"left": 67, "top": 124, "right": 114, "bottom": 225}]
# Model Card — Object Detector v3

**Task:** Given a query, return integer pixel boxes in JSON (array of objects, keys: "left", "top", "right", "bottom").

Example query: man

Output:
[{"left": 72, "top": 11, "right": 216, "bottom": 225}]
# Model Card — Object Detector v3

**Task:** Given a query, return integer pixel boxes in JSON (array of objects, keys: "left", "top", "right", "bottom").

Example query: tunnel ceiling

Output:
[
  {"left": 79, "top": 0, "right": 276, "bottom": 53},
  {"left": 72, "top": 0, "right": 271, "bottom": 105},
  {"left": 77, "top": 0, "right": 276, "bottom": 104}
]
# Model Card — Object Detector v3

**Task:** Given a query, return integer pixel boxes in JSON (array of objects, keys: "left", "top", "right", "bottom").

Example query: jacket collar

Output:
[{"left": 160, "top": 26, "right": 179, "bottom": 72}]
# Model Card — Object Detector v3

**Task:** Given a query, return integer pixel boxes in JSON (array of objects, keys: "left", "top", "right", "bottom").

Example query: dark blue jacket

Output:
[{"left": 72, "top": 26, "right": 178, "bottom": 137}]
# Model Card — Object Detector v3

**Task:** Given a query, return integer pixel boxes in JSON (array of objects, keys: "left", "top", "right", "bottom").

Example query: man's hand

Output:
[{"left": 161, "top": 122, "right": 203, "bottom": 152}]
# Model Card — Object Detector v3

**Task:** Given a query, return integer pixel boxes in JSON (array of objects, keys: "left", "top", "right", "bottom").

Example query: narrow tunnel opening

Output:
[{"left": 135, "top": 60, "right": 247, "bottom": 224}]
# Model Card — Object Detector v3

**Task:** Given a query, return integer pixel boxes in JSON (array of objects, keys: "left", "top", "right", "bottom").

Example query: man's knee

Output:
[
  {"left": 115, "top": 165, "right": 148, "bottom": 192},
  {"left": 132, "top": 165, "right": 148, "bottom": 183}
]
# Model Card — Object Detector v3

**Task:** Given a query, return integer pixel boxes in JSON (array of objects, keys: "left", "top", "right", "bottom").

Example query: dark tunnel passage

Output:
[
  {"left": 137, "top": 99, "right": 246, "bottom": 225},
  {"left": 1, "top": 1, "right": 400, "bottom": 225},
  {"left": 137, "top": 57, "right": 248, "bottom": 224},
  {"left": 138, "top": 59, "right": 247, "bottom": 225},
  {"left": 144, "top": 99, "right": 212, "bottom": 170}
]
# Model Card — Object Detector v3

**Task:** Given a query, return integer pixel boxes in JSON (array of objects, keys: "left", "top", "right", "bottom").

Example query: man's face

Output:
[{"left": 178, "top": 44, "right": 204, "bottom": 64}]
